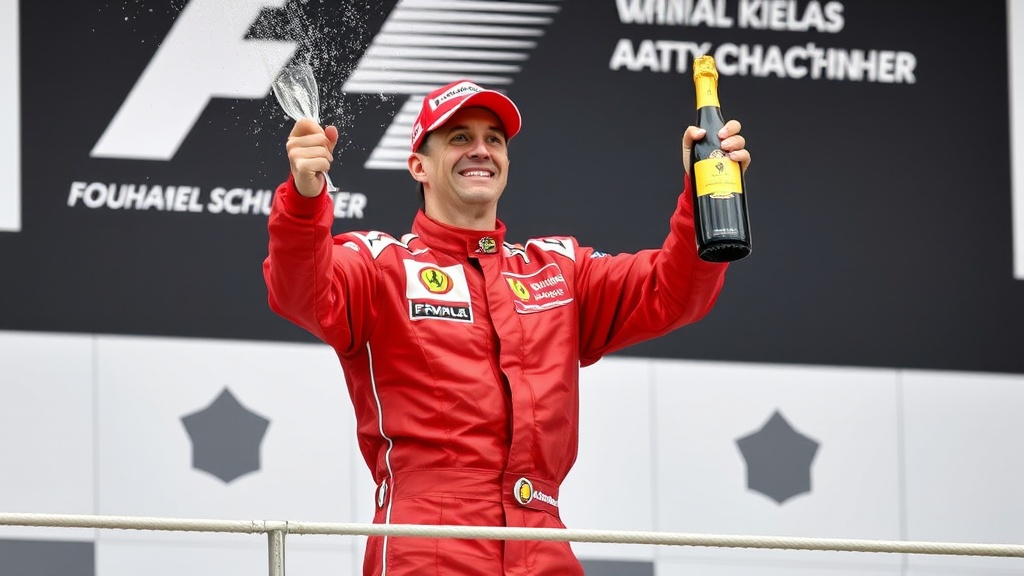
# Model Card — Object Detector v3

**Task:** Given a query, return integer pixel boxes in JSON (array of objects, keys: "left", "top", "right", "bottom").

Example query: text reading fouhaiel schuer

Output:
[
  {"left": 67, "top": 181, "right": 366, "bottom": 219},
  {"left": 611, "top": 0, "right": 917, "bottom": 83}
]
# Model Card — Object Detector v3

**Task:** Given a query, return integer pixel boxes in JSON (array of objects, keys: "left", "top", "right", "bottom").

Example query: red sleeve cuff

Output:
[
  {"left": 678, "top": 171, "right": 696, "bottom": 217},
  {"left": 278, "top": 174, "right": 329, "bottom": 219}
]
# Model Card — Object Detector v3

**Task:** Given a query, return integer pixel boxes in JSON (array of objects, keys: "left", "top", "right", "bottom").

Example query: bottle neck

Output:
[{"left": 695, "top": 75, "right": 720, "bottom": 109}]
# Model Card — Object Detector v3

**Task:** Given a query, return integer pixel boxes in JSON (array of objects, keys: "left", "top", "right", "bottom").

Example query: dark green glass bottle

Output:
[{"left": 690, "top": 55, "right": 751, "bottom": 262}]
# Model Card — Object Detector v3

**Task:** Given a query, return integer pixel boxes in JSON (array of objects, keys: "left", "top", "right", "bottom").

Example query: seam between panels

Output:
[
  {"left": 92, "top": 334, "right": 101, "bottom": 546},
  {"left": 895, "top": 369, "right": 909, "bottom": 576},
  {"left": 648, "top": 358, "right": 659, "bottom": 564}
]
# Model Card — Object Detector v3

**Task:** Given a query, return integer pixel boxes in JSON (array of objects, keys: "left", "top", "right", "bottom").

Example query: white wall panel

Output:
[
  {"left": 902, "top": 369, "right": 1024, "bottom": 575},
  {"left": 95, "top": 537, "right": 356, "bottom": 573},
  {"left": 94, "top": 335, "right": 356, "bottom": 550},
  {"left": 5, "top": 330, "right": 1024, "bottom": 573},
  {"left": 0, "top": 331, "right": 95, "bottom": 541},
  {"left": 96, "top": 539, "right": 354, "bottom": 576},
  {"left": 656, "top": 554, "right": 901, "bottom": 576},
  {"left": 561, "top": 356, "right": 657, "bottom": 562},
  {"left": 97, "top": 539, "right": 262, "bottom": 576},
  {"left": 651, "top": 360, "right": 902, "bottom": 573}
]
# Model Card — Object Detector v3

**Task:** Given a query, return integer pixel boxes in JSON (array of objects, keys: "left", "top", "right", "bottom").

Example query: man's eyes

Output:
[{"left": 449, "top": 133, "right": 505, "bottom": 144}]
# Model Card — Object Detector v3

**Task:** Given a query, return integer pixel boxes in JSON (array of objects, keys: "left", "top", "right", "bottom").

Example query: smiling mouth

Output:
[{"left": 459, "top": 169, "right": 494, "bottom": 178}]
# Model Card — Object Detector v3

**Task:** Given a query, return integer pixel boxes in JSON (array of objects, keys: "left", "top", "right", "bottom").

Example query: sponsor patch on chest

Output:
[
  {"left": 503, "top": 262, "right": 573, "bottom": 314},
  {"left": 403, "top": 261, "right": 473, "bottom": 323}
]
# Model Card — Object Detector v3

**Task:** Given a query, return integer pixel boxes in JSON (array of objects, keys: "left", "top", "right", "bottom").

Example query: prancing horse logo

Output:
[
  {"left": 419, "top": 267, "right": 453, "bottom": 294},
  {"left": 507, "top": 278, "right": 531, "bottom": 301}
]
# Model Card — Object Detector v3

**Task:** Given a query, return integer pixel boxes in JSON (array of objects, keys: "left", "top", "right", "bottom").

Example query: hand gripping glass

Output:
[{"left": 271, "top": 62, "right": 339, "bottom": 193}]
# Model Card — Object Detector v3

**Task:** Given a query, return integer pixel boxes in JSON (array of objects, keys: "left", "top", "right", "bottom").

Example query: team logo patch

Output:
[
  {"left": 477, "top": 236, "right": 497, "bottom": 254},
  {"left": 514, "top": 478, "right": 534, "bottom": 505},
  {"left": 513, "top": 477, "right": 558, "bottom": 508},
  {"left": 507, "top": 278, "right": 530, "bottom": 301},
  {"left": 419, "top": 267, "right": 453, "bottom": 294},
  {"left": 410, "top": 302, "right": 472, "bottom": 321},
  {"left": 502, "top": 263, "right": 573, "bottom": 314},
  {"left": 431, "top": 81, "right": 481, "bottom": 109},
  {"left": 404, "top": 261, "right": 473, "bottom": 323}
]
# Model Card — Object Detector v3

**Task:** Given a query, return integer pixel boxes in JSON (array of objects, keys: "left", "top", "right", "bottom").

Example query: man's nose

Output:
[{"left": 467, "top": 137, "right": 491, "bottom": 158}]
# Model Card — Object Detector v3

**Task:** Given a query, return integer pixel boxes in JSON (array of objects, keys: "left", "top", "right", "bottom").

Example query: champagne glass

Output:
[{"left": 271, "top": 62, "right": 338, "bottom": 193}]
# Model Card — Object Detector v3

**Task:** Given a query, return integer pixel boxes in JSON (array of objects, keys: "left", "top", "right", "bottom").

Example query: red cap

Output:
[{"left": 411, "top": 80, "right": 522, "bottom": 151}]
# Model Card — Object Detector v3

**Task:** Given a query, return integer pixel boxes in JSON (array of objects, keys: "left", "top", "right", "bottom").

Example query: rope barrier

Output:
[{"left": 1, "top": 513, "right": 1022, "bottom": 558}]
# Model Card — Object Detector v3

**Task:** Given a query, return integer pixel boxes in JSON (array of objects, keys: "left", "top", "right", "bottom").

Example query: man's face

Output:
[{"left": 416, "top": 107, "right": 510, "bottom": 220}]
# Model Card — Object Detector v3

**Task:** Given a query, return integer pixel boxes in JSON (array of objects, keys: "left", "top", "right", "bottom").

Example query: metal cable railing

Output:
[{"left": 1, "top": 512, "right": 1022, "bottom": 575}]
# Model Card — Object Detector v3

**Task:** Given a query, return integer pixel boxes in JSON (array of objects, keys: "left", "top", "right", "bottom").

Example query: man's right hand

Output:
[{"left": 287, "top": 118, "right": 339, "bottom": 198}]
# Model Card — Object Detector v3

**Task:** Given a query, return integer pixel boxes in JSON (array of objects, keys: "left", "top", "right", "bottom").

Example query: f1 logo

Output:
[
  {"left": 0, "top": 0, "right": 19, "bottom": 232},
  {"left": 91, "top": 0, "right": 297, "bottom": 161}
]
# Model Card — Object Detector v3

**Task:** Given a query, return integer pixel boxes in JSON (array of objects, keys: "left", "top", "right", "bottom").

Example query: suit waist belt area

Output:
[{"left": 380, "top": 468, "right": 561, "bottom": 515}]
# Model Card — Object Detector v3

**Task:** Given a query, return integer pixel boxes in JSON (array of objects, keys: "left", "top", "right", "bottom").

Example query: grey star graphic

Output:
[
  {"left": 735, "top": 410, "right": 819, "bottom": 504},
  {"left": 181, "top": 387, "right": 270, "bottom": 484}
]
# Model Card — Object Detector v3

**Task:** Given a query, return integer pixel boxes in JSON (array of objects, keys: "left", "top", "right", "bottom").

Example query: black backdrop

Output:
[{"left": 7, "top": 0, "right": 1023, "bottom": 374}]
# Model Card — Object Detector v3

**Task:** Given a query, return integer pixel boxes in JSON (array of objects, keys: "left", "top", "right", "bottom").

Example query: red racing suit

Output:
[{"left": 263, "top": 175, "right": 728, "bottom": 575}]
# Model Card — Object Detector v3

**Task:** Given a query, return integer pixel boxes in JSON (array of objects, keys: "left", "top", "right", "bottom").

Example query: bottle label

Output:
[{"left": 693, "top": 156, "right": 743, "bottom": 197}]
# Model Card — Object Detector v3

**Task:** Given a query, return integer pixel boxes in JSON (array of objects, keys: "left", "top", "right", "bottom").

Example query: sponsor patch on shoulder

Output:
[
  {"left": 503, "top": 242, "right": 529, "bottom": 263},
  {"left": 502, "top": 262, "right": 573, "bottom": 314},
  {"left": 403, "top": 260, "right": 473, "bottom": 323},
  {"left": 351, "top": 231, "right": 409, "bottom": 260},
  {"left": 526, "top": 237, "right": 575, "bottom": 261}
]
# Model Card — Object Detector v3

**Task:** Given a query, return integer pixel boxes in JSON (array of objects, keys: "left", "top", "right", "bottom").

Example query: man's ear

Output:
[{"left": 408, "top": 153, "right": 429, "bottom": 184}]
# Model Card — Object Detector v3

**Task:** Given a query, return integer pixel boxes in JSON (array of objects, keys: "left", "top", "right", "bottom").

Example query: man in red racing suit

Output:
[{"left": 263, "top": 80, "right": 750, "bottom": 575}]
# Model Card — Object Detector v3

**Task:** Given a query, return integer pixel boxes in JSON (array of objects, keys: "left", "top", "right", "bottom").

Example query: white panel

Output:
[
  {"left": 95, "top": 335, "right": 356, "bottom": 547},
  {"left": 1009, "top": 0, "right": 1024, "bottom": 279},
  {"left": 0, "top": 331, "right": 95, "bottom": 541},
  {"left": 652, "top": 360, "right": 902, "bottom": 573},
  {"left": 0, "top": 0, "right": 18, "bottom": 232},
  {"left": 560, "top": 356, "right": 656, "bottom": 562},
  {"left": 902, "top": 369, "right": 1024, "bottom": 575},
  {"left": 96, "top": 538, "right": 355, "bottom": 576},
  {"left": 97, "top": 537, "right": 263, "bottom": 576},
  {"left": 656, "top": 554, "right": 901, "bottom": 576},
  {"left": 272, "top": 540, "right": 357, "bottom": 576},
  {"left": 904, "top": 561, "right": 1023, "bottom": 576}
]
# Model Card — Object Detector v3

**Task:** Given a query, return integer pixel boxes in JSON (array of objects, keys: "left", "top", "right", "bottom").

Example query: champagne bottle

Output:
[{"left": 690, "top": 55, "right": 751, "bottom": 262}]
